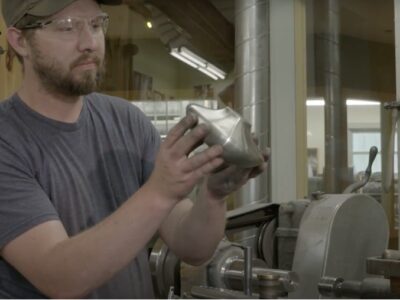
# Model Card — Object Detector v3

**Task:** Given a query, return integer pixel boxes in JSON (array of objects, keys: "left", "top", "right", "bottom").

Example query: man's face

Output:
[
  {"left": 25, "top": 0, "right": 106, "bottom": 98},
  {"left": 29, "top": 37, "right": 105, "bottom": 98}
]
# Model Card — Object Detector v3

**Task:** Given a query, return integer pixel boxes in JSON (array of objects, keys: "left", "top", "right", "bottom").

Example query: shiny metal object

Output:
[
  {"left": 318, "top": 276, "right": 393, "bottom": 299},
  {"left": 186, "top": 104, "right": 263, "bottom": 168},
  {"left": 149, "top": 239, "right": 180, "bottom": 298},
  {"left": 289, "top": 193, "right": 389, "bottom": 298}
]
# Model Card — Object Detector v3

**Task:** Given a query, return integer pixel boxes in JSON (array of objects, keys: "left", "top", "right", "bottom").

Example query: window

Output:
[{"left": 349, "top": 130, "right": 397, "bottom": 175}]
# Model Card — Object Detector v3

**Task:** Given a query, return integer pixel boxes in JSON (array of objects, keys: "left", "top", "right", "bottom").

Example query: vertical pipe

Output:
[
  {"left": 321, "top": 0, "right": 348, "bottom": 193},
  {"left": 394, "top": 0, "right": 400, "bottom": 248},
  {"left": 234, "top": 0, "right": 270, "bottom": 247},
  {"left": 234, "top": 0, "right": 270, "bottom": 207}
]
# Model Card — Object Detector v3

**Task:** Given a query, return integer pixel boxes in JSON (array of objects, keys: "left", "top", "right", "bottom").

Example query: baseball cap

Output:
[{"left": 2, "top": 0, "right": 122, "bottom": 27}]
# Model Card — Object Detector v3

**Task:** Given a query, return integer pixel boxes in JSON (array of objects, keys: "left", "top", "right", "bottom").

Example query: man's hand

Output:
[
  {"left": 147, "top": 114, "right": 225, "bottom": 204},
  {"left": 204, "top": 148, "right": 270, "bottom": 199}
]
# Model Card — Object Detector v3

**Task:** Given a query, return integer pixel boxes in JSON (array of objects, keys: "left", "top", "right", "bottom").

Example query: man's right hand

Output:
[{"left": 146, "top": 114, "right": 224, "bottom": 204}]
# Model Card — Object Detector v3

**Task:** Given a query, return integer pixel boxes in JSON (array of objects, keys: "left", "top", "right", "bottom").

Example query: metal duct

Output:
[
  {"left": 321, "top": 0, "right": 349, "bottom": 193},
  {"left": 233, "top": 0, "right": 270, "bottom": 246},
  {"left": 234, "top": 0, "right": 270, "bottom": 206}
]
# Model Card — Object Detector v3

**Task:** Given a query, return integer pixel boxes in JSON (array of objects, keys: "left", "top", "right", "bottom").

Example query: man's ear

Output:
[{"left": 6, "top": 27, "right": 29, "bottom": 58}]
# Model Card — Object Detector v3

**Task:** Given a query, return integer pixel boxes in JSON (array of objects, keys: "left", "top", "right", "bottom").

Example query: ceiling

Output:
[
  {"left": 105, "top": 0, "right": 395, "bottom": 69},
  {"left": 210, "top": 0, "right": 395, "bottom": 44},
  {"left": 314, "top": 0, "right": 394, "bottom": 44}
]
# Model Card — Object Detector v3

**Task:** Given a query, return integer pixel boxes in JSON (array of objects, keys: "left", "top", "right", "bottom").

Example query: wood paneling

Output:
[{"left": 0, "top": 3, "right": 22, "bottom": 101}]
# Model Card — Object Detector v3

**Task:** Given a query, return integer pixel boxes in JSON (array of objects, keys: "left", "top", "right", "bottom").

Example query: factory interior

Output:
[{"left": 1, "top": 0, "right": 400, "bottom": 298}]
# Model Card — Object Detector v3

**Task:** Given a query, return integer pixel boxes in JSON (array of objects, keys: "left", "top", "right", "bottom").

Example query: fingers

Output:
[
  {"left": 248, "top": 147, "right": 270, "bottom": 178},
  {"left": 163, "top": 114, "right": 213, "bottom": 158},
  {"left": 251, "top": 133, "right": 259, "bottom": 146},
  {"left": 263, "top": 147, "right": 271, "bottom": 161},
  {"left": 173, "top": 123, "right": 210, "bottom": 157},
  {"left": 163, "top": 114, "right": 198, "bottom": 149},
  {"left": 249, "top": 162, "right": 267, "bottom": 178},
  {"left": 182, "top": 145, "right": 224, "bottom": 173}
]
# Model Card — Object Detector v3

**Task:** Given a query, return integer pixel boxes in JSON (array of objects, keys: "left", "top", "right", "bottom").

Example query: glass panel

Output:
[
  {"left": 353, "top": 153, "right": 382, "bottom": 175},
  {"left": 306, "top": 0, "right": 395, "bottom": 195},
  {"left": 98, "top": 3, "right": 235, "bottom": 142},
  {"left": 352, "top": 132, "right": 381, "bottom": 152}
]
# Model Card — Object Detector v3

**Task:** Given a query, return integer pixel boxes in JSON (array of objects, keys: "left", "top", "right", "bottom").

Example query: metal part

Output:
[
  {"left": 318, "top": 276, "right": 344, "bottom": 298},
  {"left": 167, "top": 286, "right": 178, "bottom": 299},
  {"left": 186, "top": 104, "right": 263, "bottom": 168},
  {"left": 243, "top": 246, "right": 253, "bottom": 296},
  {"left": 289, "top": 194, "right": 389, "bottom": 298},
  {"left": 276, "top": 200, "right": 310, "bottom": 270},
  {"left": 343, "top": 146, "right": 379, "bottom": 193},
  {"left": 367, "top": 254, "right": 400, "bottom": 297},
  {"left": 221, "top": 258, "right": 299, "bottom": 293},
  {"left": 256, "top": 219, "right": 276, "bottom": 266},
  {"left": 318, "top": 276, "right": 394, "bottom": 298},
  {"left": 383, "top": 249, "right": 400, "bottom": 260},
  {"left": 149, "top": 239, "right": 180, "bottom": 298},
  {"left": 191, "top": 286, "right": 257, "bottom": 299},
  {"left": 367, "top": 255, "right": 400, "bottom": 278},
  {"left": 226, "top": 202, "right": 278, "bottom": 263},
  {"left": 207, "top": 240, "right": 245, "bottom": 290},
  {"left": 258, "top": 273, "right": 286, "bottom": 299}
]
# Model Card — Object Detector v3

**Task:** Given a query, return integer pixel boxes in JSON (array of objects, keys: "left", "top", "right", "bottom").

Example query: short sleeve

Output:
[
  {"left": 138, "top": 111, "right": 161, "bottom": 184},
  {"left": 0, "top": 139, "right": 59, "bottom": 249}
]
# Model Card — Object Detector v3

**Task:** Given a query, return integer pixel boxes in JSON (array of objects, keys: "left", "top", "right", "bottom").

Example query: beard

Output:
[{"left": 30, "top": 44, "right": 105, "bottom": 99}]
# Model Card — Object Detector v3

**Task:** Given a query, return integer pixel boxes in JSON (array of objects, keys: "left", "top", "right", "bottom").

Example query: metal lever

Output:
[
  {"left": 243, "top": 246, "right": 252, "bottom": 296},
  {"left": 168, "top": 286, "right": 176, "bottom": 299},
  {"left": 343, "top": 146, "right": 378, "bottom": 193},
  {"left": 231, "top": 243, "right": 253, "bottom": 296}
]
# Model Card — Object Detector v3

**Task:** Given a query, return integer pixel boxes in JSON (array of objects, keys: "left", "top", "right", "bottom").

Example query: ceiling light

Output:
[
  {"left": 306, "top": 99, "right": 325, "bottom": 106},
  {"left": 179, "top": 47, "right": 207, "bottom": 68},
  {"left": 169, "top": 47, "right": 227, "bottom": 80},
  {"left": 146, "top": 21, "right": 153, "bottom": 29},
  {"left": 306, "top": 98, "right": 381, "bottom": 107},
  {"left": 198, "top": 67, "right": 219, "bottom": 80},
  {"left": 170, "top": 49, "right": 198, "bottom": 69},
  {"left": 206, "top": 64, "right": 226, "bottom": 79},
  {"left": 346, "top": 99, "right": 380, "bottom": 106}
]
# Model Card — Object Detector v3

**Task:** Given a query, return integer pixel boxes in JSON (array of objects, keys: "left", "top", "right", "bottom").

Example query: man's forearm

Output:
[
  {"left": 2, "top": 183, "right": 176, "bottom": 299},
  {"left": 161, "top": 185, "right": 227, "bottom": 266}
]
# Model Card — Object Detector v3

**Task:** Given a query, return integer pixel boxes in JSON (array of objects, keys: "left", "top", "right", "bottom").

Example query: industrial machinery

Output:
[{"left": 149, "top": 145, "right": 394, "bottom": 299}]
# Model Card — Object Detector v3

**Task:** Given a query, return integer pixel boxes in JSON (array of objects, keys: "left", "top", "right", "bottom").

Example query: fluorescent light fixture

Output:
[
  {"left": 306, "top": 99, "right": 325, "bottom": 106},
  {"left": 198, "top": 67, "right": 219, "bottom": 80},
  {"left": 170, "top": 49, "right": 198, "bottom": 69},
  {"left": 169, "top": 47, "right": 227, "bottom": 80},
  {"left": 346, "top": 99, "right": 380, "bottom": 106},
  {"left": 179, "top": 47, "right": 207, "bottom": 68},
  {"left": 206, "top": 64, "right": 226, "bottom": 79},
  {"left": 306, "top": 98, "right": 381, "bottom": 107}
]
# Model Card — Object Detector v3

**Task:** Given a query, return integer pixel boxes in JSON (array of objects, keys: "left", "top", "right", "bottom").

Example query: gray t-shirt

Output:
[{"left": 0, "top": 93, "right": 161, "bottom": 298}]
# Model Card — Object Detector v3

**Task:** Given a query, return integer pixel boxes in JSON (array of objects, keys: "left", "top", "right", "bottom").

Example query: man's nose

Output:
[{"left": 77, "top": 23, "right": 99, "bottom": 52}]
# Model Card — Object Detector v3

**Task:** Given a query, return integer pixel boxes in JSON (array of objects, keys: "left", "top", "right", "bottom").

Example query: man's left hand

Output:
[{"left": 204, "top": 148, "right": 270, "bottom": 200}]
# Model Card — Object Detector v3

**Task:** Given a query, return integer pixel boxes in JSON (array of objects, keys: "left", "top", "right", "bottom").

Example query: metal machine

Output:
[
  {"left": 149, "top": 145, "right": 394, "bottom": 299},
  {"left": 150, "top": 194, "right": 388, "bottom": 299}
]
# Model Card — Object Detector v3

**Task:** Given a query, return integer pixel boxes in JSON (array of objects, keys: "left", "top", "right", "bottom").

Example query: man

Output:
[{"left": 0, "top": 0, "right": 267, "bottom": 298}]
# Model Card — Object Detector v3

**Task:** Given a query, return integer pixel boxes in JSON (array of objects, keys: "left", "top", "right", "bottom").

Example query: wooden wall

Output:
[{"left": 0, "top": 2, "right": 22, "bottom": 101}]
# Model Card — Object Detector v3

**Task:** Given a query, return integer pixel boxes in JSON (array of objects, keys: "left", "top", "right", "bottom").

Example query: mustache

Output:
[{"left": 70, "top": 54, "right": 102, "bottom": 69}]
